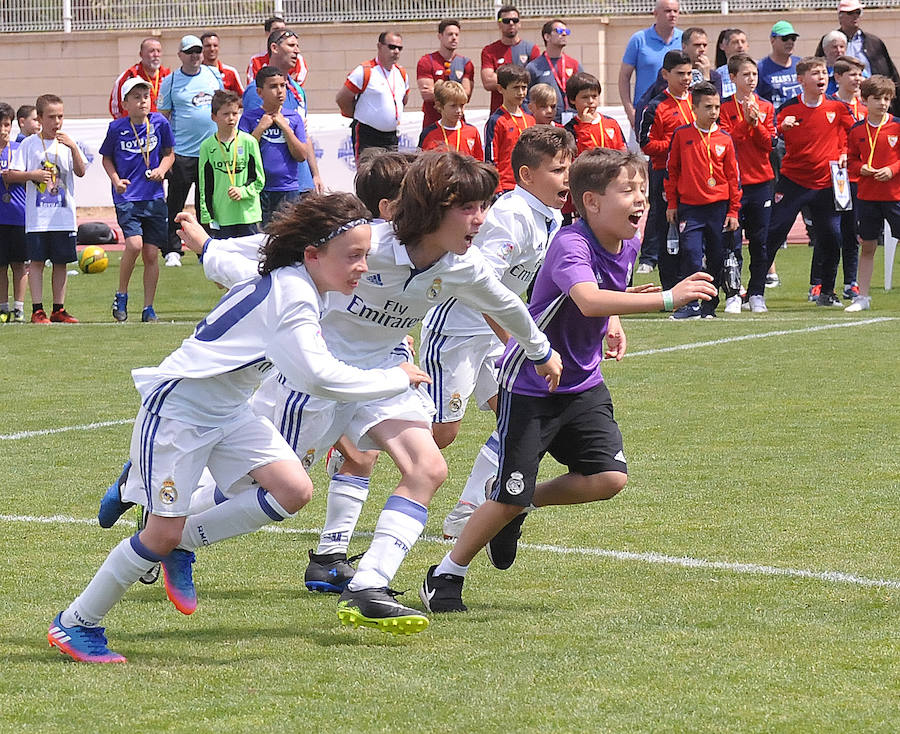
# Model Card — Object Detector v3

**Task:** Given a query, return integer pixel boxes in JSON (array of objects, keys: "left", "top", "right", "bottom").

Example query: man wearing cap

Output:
[
  {"left": 757, "top": 22, "right": 802, "bottom": 111},
  {"left": 336, "top": 31, "right": 410, "bottom": 161},
  {"left": 247, "top": 16, "right": 309, "bottom": 87},
  {"left": 526, "top": 19, "right": 582, "bottom": 124},
  {"left": 618, "top": 0, "right": 682, "bottom": 132},
  {"left": 480, "top": 6, "right": 541, "bottom": 113},
  {"left": 814, "top": 0, "right": 900, "bottom": 111},
  {"left": 157, "top": 34, "right": 223, "bottom": 265},
  {"left": 109, "top": 38, "right": 171, "bottom": 119},
  {"left": 201, "top": 32, "right": 244, "bottom": 94},
  {"left": 417, "top": 19, "right": 475, "bottom": 129}
]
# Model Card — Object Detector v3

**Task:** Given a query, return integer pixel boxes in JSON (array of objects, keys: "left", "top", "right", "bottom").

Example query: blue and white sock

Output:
[
  {"left": 458, "top": 432, "right": 500, "bottom": 506},
  {"left": 61, "top": 534, "right": 162, "bottom": 628},
  {"left": 316, "top": 474, "right": 370, "bottom": 555},
  {"left": 348, "top": 495, "right": 427, "bottom": 591},
  {"left": 186, "top": 468, "right": 229, "bottom": 515},
  {"left": 179, "top": 487, "right": 293, "bottom": 550},
  {"left": 434, "top": 552, "right": 468, "bottom": 578}
]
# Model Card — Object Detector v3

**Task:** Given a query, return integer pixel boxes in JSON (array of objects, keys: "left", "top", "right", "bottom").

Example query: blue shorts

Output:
[
  {"left": 856, "top": 199, "right": 900, "bottom": 242},
  {"left": 0, "top": 224, "right": 27, "bottom": 266},
  {"left": 115, "top": 198, "right": 167, "bottom": 245},
  {"left": 26, "top": 230, "right": 77, "bottom": 264}
]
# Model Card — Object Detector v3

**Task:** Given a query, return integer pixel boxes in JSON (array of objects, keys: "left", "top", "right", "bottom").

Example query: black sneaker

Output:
[
  {"left": 419, "top": 565, "right": 467, "bottom": 613},
  {"left": 304, "top": 550, "right": 361, "bottom": 594},
  {"left": 485, "top": 512, "right": 527, "bottom": 570},
  {"left": 337, "top": 587, "right": 429, "bottom": 635},
  {"left": 816, "top": 292, "right": 843, "bottom": 307}
]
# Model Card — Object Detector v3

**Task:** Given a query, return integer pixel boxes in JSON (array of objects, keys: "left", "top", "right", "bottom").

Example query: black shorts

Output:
[
  {"left": 0, "top": 224, "right": 27, "bottom": 266},
  {"left": 492, "top": 382, "right": 627, "bottom": 507},
  {"left": 26, "top": 230, "right": 77, "bottom": 264},
  {"left": 856, "top": 199, "right": 900, "bottom": 242}
]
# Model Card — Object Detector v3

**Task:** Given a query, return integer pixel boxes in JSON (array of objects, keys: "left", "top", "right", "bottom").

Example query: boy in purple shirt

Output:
[{"left": 420, "top": 148, "right": 716, "bottom": 613}]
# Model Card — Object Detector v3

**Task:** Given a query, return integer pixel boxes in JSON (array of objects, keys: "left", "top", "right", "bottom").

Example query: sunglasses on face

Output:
[
  {"left": 500, "top": 17, "right": 520, "bottom": 24},
  {"left": 274, "top": 31, "right": 297, "bottom": 44},
  {"left": 553, "top": 28, "right": 571, "bottom": 35},
  {"left": 183, "top": 48, "right": 202, "bottom": 54},
  {"left": 382, "top": 43, "right": 403, "bottom": 51}
]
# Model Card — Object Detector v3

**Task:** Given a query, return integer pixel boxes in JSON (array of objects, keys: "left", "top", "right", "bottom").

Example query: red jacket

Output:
[
  {"left": 777, "top": 94, "right": 854, "bottom": 190},
  {"left": 640, "top": 89, "right": 695, "bottom": 170},
  {"left": 847, "top": 115, "right": 900, "bottom": 201},
  {"left": 109, "top": 63, "right": 171, "bottom": 119},
  {"left": 718, "top": 94, "right": 775, "bottom": 185},
  {"left": 484, "top": 106, "right": 535, "bottom": 192},
  {"left": 665, "top": 124, "right": 742, "bottom": 218},
  {"left": 564, "top": 114, "right": 626, "bottom": 155},
  {"left": 419, "top": 122, "right": 484, "bottom": 161}
]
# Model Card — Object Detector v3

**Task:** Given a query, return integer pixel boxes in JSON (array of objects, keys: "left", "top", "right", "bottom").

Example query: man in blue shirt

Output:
[
  {"left": 158, "top": 34, "right": 222, "bottom": 265},
  {"left": 617, "top": 0, "right": 682, "bottom": 133},
  {"left": 757, "top": 22, "right": 801, "bottom": 111}
]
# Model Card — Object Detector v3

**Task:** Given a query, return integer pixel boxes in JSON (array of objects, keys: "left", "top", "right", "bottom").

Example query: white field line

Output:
[
  {"left": 1, "top": 513, "right": 897, "bottom": 591},
  {"left": 0, "top": 419, "right": 134, "bottom": 441}
]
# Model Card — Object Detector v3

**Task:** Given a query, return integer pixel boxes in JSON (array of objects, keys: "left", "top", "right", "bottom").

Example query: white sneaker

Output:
[
  {"left": 165, "top": 252, "right": 182, "bottom": 267},
  {"left": 765, "top": 273, "right": 781, "bottom": 288},
  {"left": 636, "top": 262, "right": 654, "bottom": 274},
  {"left": 844, "top": 295, "right": 871, "bottom": 312},
  {"left": 442, "top": 501, "right": 476, "bottom": 540},
  {"left": 749, "top": 295, "right": 768, "bottom": 313},
  {"left": 724, "top": 295, "right": 742, "bottom": 314}
]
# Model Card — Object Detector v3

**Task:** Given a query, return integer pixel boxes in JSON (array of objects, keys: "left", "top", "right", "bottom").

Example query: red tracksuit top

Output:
[
  {"left": 564, "top": 114, "right": 627, "bottom": 155},
  {"left": 640, "top": 89, "right": 695, "bottom": 171},
  {"left": 847, "top": 115, "right": 900, "bottom": 201},
  {"left": 418, "top": 122, "right": 484, "bottom": 161},
  {"left": 484, "top": 106, "right": 536, "bottom": 192},
  {"left": 719, "top": 94, "right": 776, "bottom": 185},
  {"left": 664, "top": 123, "right": 742, "bottom": 218}
]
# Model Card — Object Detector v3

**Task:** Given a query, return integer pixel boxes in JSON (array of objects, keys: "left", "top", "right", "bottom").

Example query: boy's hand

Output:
[
  {"left": 665, "top": 209, "right": 678, "bottom": 224},
  {"left": 227, "top": 186, "right": 242, "bottom": 201},
  {"left": 271, "top": 112, "right": 288, "bottom": 130},
  {"left": 31, "top": 169, "right": 53, "bottom": 185},
  {"left": 114, "top": 178, "right": 130, "bottom": 194},
  {"left": 399, "top": 362, "right": 432, "bottom": 387},
  {"left": 874, "top": 166, "right": 895, "bottom": 181},
  {"left": 860, "top": 163, "right": 876, "bottom": 177},
  {"left": 694, "top": 53, "right": 711, "bottom": 77},
  {"left": 724, "top": 216, "right": 739, "bottom": 231},
  {"left": 626, "top": 283, "right": 662, "bottom": 293},
  {"left": 146, "top": 168, "right": 164, "bottom": 182},
  {"left": 55, "top": 132, "right": 77, "bottom": 149},
  {"left": 535, "top": 349, "right": 562, "bottom": 392},
  {"left": 604, "top": 317, "right": 627, "bottom": 361},
  {"left": 672, "top": 272, "right": 717, "bottom": 306},
  {"left": 838, "top": 153, "right": 847, "bottom": 168},
  {"left": 404, "top": 334, "right": 416, "bottom": 358},
  {"left": 174, "top": 211, "right": 208, "bottom": 254},
  {"left": 781, "top": 115, "right": 798, "bottom": 129},
  {"left": 744, "top": 97, "right": 759, "bottom": 125}
]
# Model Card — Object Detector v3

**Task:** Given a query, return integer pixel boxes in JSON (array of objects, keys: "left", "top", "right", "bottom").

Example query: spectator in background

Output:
[
  {"left": 201, "top": 32, "right": 244, "bottom": 94},
  {"left": 417, "top": 19, "right": 475, "bottom": 130},
  {"left": 822, "top": 30, "right": 848, "bottom": 92},
  {"left": 526, "top": 19, "right": 582, "bottom": 124},
  {"left": 713, "top": 28, "right": 749, "bottom": 99},
  {"left": 15, "top": 105, "right": 40, "bottom": 142},
  {"left": 109, "top": 38, "right": 171, "bottom": 119},
  {"left": 336, "top": 31, "right": 410, "bottom": 161},
  {"left": 618, "top": 0, "right": 682, "bottom": 133},
  {"left": 157, "top": 34, "right": 223, "bottom": 266},
  {"left": 247, "top": 16, "right": 309, "bottom": 87},
  {"left": 757, "top": 21, "right": 802, "bottom": 111},
  {"left": 481, "top": 6, "right": 540, "bottom": 113}
]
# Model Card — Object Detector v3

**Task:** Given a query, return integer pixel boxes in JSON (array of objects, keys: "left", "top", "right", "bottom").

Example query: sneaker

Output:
[
  {"left": 304, "top": 549, "right": 361, "bottom": 594},
  {"left": 419, "top": 565, "right": 467, "bottom": 613},
  {"left": 669, "top": 303, "right": 701, "bottom": 320},
  {"left": 337, "top": 587, "right": 429, "bottom": 635},
  {"left": 699, "top": 310, "right": 718, "bottom": 319},
  {"left": 636, "top": 262, "right": 654, "bottom": 274},
  {"left": 442, "top": 500, "right": 477, "bottom": 540},
  {"left": 843, "top": 282, "right": 860, "bottom": 300},
  {"left": 12, "top": 308, "right": 25, "bottom": 323},
  {"left": 161, "top": 548, "right": 197, "bottom": 615},
  {"left": 816, "top": 292, "right": 843, "bottom": 307},
  {"left": 765, "top": 273, "right": 781, "bottom": 288},
  {"left": 47, "top": 612, "right": 126, "bottom": 663},
  {"left": 141, "top": 305, "right": 158, "bottom": 323},
  {"left": 808, "top": 284, "right": 822, "bottom": 302},
  {"left": 97, "top": 460, "right": 134, "bottom": 528},
  {"left": 724, "top": 295, "right": 742, "bottom": 314},
  {"left": 325, "top": 447, "right": 345, "bottom": 476},
  {"left": 164, "top": 252, "right": 182, "bottom": 267},
  {"left": 50, "top": 308, "right": 78, "bottom": 323},
  {"left": 31, "top": 309, "right": 50, "bottom": 324},
  {"left": 485, "top": 512, "right": 527, "bottom": 570},
  {"left": 844, "top": 295, "right": 871, "bottom": 312},
  {"left": 112, "top": 292, "right": 128, "bottom": 322},
  {"left": 749, "top": 295, "right": 768, "bottom": 313}
]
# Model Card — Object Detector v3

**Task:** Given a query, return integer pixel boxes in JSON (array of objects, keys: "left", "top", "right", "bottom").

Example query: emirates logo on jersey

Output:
[
  {"left": 715, "top": 144, "right": 726, "bottom": 157},
  {"left": 826, "top": 111, "right": 836, "bottom": 123},
  {"left": 889, "top": 136, "right": 898, "bottom": 148}
]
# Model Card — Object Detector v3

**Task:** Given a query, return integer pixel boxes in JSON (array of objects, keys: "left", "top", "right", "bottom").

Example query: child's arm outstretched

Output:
[{"left": 570, "top": 271, "right": 716, "bottom": 317}]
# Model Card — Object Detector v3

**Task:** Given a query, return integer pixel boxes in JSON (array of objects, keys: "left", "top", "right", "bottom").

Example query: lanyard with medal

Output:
[
  {"left": 666, "top": 89, "right": 694, "bottom": 126},
  {"left": 130, "top": 118, "right": 154, "bottom": 179},
  {"left": 40, "top": 136, "right": 60, "bottom": 195},
  {"left": 215, "top": 134, "right": 238, "bottom": 188},
  {"left": 1, "top": 144, "right": 11, "bottom": 203},
  {"left": 698, "top": 125, "right": 718, "bottom": 188},
  {"left": 440, "top": 124, "right": 461, "bottom": 152},
  {"left": 588, "top": 117, "right": 607, "bottom": 149},
  {"left": 865, "top": 114, "right": 886, "bottom": 168}
]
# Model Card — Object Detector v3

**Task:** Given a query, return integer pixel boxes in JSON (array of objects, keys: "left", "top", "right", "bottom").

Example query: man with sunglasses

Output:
[
  {"left": 526, "top": 19, "right": 582, "bottom": 124},
  {"left": 158, "top": 34, "right": 223, "bottom": 266},
  {"left": 481, "top": 5, "right": 540, "bottom": 113},
  {"left": 337, "top": 31, "right": 410, "bottom": 161},
  {"left": 247, "top": 16, "right": 309, "bottom": 87}
]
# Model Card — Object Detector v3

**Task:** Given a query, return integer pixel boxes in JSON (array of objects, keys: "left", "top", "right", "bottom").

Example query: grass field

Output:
[{"left": 1, "top": 245, "right": 898, "bottom": 733}]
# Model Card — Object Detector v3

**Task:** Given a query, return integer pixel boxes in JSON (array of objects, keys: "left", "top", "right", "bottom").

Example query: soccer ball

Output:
[{"left": 79, "top": 245, "right": 108, "bottom": 274}]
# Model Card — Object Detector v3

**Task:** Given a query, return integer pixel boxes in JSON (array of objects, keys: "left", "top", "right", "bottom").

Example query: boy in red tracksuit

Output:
[
  {"left": 418, "top": 81, "right": 484, "bottom": 160},
  {"left": 564, "top": 72, "right": 626, "bottom": 154},
  {"left": 484, "top": 64, "right": 535, "bottom": 193},
  {"left": 639, "top": 49, "right": 695, "bottom": 287},
  {"left": 719, "top": 53, "right": 777, "bottom": 314},
  {"left": 763, "top": 56, "right": 855, "bottom": 308},
  {"left": 665, "top": 82, "right": 742, "bottom": 319}
]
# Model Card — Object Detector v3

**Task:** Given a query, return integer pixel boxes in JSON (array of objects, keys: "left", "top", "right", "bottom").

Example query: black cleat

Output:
[
  {"left": 419, "top": 565, "right": 467, "bottom": 613},
  {"left": 337, "top": 587, "right": 429, "bottom": 635},
  {"left": 485, "top": 512, "right": 527, "bottom": 570},
  {"left": 304, "top": 550, "right": 361, "bottom": 594}
]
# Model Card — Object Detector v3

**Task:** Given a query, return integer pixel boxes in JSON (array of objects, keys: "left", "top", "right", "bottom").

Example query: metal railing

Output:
[{"left": 1, "top": 0, "right": 895, "bottom": 33}]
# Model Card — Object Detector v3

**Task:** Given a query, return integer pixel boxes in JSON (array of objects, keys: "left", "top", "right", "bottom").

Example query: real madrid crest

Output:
[
  {"left": 426, "top": 277, "right": 442, "bottom": 300},
  {"left": 505, "top": 471, "right": 525, "bottom": 495},
  {"left": 160, "top": 479, "right": 178, "bottom": 505},
  {"left": 449, "top": 392, "right": 463, "bottom": 415},
  {"left": 302, "top": 449, "right": 316, "bottom": 469}
]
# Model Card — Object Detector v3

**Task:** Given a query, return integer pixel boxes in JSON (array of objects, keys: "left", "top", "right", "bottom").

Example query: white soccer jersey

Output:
[
  {"left": 132, "top": 263, "right": 409, "bottom": 426},
  {"left": 422, "top": 186, "right": 561, "bottom": 337}
]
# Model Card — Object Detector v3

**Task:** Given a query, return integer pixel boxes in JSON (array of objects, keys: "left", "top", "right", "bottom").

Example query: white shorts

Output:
[
  {"left": 122, "top": 405, "right": 300, "bottom": 517},
  {"left": 420, "top": 328, "right": 503, "bottom": 423}
]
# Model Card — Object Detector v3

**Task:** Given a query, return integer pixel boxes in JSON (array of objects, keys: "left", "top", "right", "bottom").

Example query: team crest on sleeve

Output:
[
  {"left": 889, "top": 136, "right": 898, "bottom": 148},
  {"left": 160, "top": 479, "right": 178, "bottom": 505},
  {"left": 505, "top": 471, "right": 525, "bottom": 495},
  {"left": 825, "top": 111, "right": 836, "bottom": 123},
  {"left": 426, "top": 278, "right": 442, "bottom": 300}
]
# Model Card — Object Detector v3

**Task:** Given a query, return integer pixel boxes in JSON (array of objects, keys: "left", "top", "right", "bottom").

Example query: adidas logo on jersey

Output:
[{"left": 366, "top": 273, "right": 384, "bottom": 286}]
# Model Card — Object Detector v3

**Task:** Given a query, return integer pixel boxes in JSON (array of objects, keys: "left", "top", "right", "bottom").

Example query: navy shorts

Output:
[
  {"left": 856, "top": 199, "right": 900, "bottom": 242},
  {"left": 491, "top": 382, "right": 627, "bottom": 507},
  {"left": 26, "top": 230, "right": 77, "bottom": 264},
  {"left": 0, "top": 224, "right": 27, "bottom": 266},
  {"left": 115, "top": 198, "right": 167, "bottom": 245}
]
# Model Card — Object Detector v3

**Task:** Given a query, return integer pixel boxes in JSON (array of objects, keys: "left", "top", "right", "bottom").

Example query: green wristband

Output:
[{"left": 662, "top": 289, "right": 674, "bottom": 311}]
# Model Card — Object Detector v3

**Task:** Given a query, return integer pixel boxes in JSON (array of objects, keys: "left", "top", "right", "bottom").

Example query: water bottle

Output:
[
  {"left": 666, "top": 223, "right": 679, "bottom": 255},
  {"left": 723, "top": 252, "right": 741, "bottom": 297}
]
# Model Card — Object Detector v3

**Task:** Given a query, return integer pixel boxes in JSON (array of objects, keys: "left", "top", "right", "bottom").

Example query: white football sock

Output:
[
  {"left": 186, "top": 468, "right": 227, "bottom": 515},
  {"left": 434, "top": 552, "right": 468, "bottom": 578},
  {"left": 458, "top": 432, "right": 500, "bottom": 506},
  {"left": 348, "top": 495, "right": 427, "bottom": 591},
  {"left": 180, "top": 488, "right": 293, "bottom": 550},
  {"left": 61, "top": 535, "right": 162, "bottom": 628},
  {"left": 316, "top": 474, "right": 370, "bottom": 555}
]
